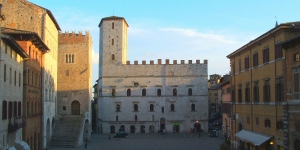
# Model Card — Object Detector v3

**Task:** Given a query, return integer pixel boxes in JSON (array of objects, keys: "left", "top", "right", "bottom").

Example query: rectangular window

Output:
[
  {"left": 14, "top": 71, "right": 16, "bottom": 86},
  {"left": 255, "top": 117, "right": 259, "bottom": 126},
  {"left": 245, "top": 57, "right": 249, "bottom": 70},
  {"left": 245, "top": 84, "right": 250, "bottom": 102},
  {"left": 253, "top": 82, "right": 259, "bottom": 102},
  {"left": 112, "top": 39, "right": 114, "bottom": 45},
  {"left": 9, "top": 68, "right": 12, "bottom": 84},
  {"left": 63, "top": 106, "right": 66, "bottom": 110},
  {"left": 263, "top": 80, "right": 270, "bottom": 102},
  {"left": 264, "top": 119, "right": 271, "bottom": 128},
  {"left": 263, "top": 48, "right": 269, "bottom": 63},
  {"left": 238, "top": 59, "right": 241, "bottom": 72},
  {"left": 18, "top": 102, "right": 21, "bottom": 116},
  {"left": 14, "top": 102, "right": 17, "bottom": 117},
  {"left": 296, "top": 123, "right": 300, "bottom": 132},
  {"left": 238, "top": 85, "right": 242, "bottom": 102},
  {"left": 294, "top": 53, "right": 299, "bottom": 61},
  {"left": 253, "top": 53, "right": 258, "bottom": 67},
  {"left": 275, "top": 44, "right": 282, "bottom": 59},
  {"left": 247, "top": 116, "right": 250, "bottom": 124},
  {"left": 232, "top": 87, "right": 235, "bottom": 102},
  {"left": 2, "top": 101, "right": 7, "bottom": 120},
  {"left": 231, "top": 62, "right": 235, "bottom": 75},
  {"left": 276, "top": 78, "right": 283, "bottom": 102},
  {"left": 4, "top": 64, "right": 6, "bottom": 82},
  {"left": 19, "top": 73, "right": 21, "bottom": 87},
  {"left": 8, "top": 102, "right": 13, "bottom": 119},
  {"left": 276, "top": 120, "right": 283, "bottom": 130}
]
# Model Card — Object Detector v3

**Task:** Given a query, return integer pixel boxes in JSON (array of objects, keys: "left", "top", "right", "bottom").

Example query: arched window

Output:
[
  {"left": 150, "top": 104, "right": 154, "bottom": 111},
  {"left": 112, "top": 89, "right": 116, "bottom": 97},
  {"left": 135, "top": 115, "right": 138, "bottom": 121},
  {"left": 112, "top": 22, "right": 114, "bottom": 29},
  {"left": 127, "top": 89, "right": 131, "bottom": 96},
  {"left": 142, "top": 88, "right": 146, "bottom": 96},
  {"left": 69, "top": 54, "right": 71, "bottom": 63},
  {"left": 116, "top": 104, "right": 120, "bottom": 112},
  {"left": 191, "top": 104, "right": 195, "bottom": 111},
  {"left": 116, "top": 116, "right": 118, "bottom": 121},
  {"left": 171, "top": 104, "right": 175, "bottom": 111},
  {"left": 72, "top": 54, "right": 74, "bottom": 63},
  {"left": 188, "top": 88, "right": 192, "bottom": 96},
  {"left": 111, "top": 54, "right": 115, "bottom": 60},
  {"left": 112, "top": 39, "right": 114, "bottom": 45},
  {"left": 134, "top": 104, "right": 138, "bottom": 112},
  {"left": 157, "top": 89, "right": 161, "bottom": 96},
  {"left": 173, "top": 88, "right": 177, "bottom": 96}
]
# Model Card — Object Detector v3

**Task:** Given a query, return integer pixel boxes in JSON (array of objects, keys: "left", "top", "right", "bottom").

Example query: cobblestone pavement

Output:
[{"left": 52, "top": 132, "right": 224, "bottom": 150}]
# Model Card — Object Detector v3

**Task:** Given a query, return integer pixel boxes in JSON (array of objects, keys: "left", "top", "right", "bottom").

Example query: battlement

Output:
[
  {"left": 58, "top": 31, "right": 91, "bottom": 43},
  {"left": 125, "top": 59, "right": 208, "bottom": 65}
]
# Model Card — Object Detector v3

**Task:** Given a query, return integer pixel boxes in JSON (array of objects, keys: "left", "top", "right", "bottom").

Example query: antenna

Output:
[
  {"left": 275, "top": 16, "right": 278, "bottom": 27},
  {"left": 113, "top": 0, "right": 115, "bottom": 16}
]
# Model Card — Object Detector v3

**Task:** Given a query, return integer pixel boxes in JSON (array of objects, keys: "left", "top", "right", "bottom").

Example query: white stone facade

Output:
[
  {"left": 0, "top": 37, "right": 26, "bottom": 150},
  {"left": 98, "top": 16, "right": 209, "bottom": 134}
]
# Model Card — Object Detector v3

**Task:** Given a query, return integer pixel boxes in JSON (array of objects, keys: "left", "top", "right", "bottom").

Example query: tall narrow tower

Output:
[{"left": 98, "top": 16, "right": 129, "bottom": 77}]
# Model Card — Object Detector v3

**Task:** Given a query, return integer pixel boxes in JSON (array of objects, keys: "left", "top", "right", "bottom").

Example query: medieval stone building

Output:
[
  {"left": 97, "top": 16, "right": 209, "bottom": 134},
  {"left": 53, "top": 31, "right": 92, "bottom": 147},
  {"left": 0, "top": 0, "right": 60, "bottom": 149}
]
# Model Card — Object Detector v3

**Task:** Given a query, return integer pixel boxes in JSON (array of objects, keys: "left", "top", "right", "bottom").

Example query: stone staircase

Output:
[{"left": 50, "top": 115, "right": 84, "bottom": 148}]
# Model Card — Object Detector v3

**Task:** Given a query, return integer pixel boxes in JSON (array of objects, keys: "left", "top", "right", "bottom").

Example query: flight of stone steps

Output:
[{"left": 50, "top": 115, "right": 84, "bottom": 148}]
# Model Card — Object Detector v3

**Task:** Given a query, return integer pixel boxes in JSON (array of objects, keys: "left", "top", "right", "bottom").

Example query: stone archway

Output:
[{"left": 71, "top": 100, "right": 80, "bottom": 115}]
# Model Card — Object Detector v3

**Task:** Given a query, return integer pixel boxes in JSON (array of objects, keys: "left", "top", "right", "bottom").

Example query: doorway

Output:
[
  {"left": 160, "top": 118, "right": 165, "bottom": 131},
  {"left": 71, "top": 100, "right": 80, "bottom": 115}
]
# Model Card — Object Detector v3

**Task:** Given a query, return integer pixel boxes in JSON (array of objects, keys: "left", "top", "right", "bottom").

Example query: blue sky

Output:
[{"left": 29, "top": 0, "right": 300, "bottom": 84}]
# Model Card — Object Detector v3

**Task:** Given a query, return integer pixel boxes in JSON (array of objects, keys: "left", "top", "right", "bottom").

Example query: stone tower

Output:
[
  {"left": 57, "top": 31, "right": 92, "bottom": 117},
  {"left": 99, "top": 16, "right": 128, "bottom": 77}
]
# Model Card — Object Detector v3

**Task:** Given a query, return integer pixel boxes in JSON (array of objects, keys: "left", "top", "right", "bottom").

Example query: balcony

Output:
[{"left": 8, "top": 116, "right": 26, "bottom": 132}]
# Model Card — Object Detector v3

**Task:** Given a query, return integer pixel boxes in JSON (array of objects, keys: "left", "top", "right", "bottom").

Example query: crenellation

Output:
[
  {"left": 125, "top": 59, "right": 207, "bottom": 65},
  {"left": 58, "top": 31, "right": 91, "bottom": 43}
]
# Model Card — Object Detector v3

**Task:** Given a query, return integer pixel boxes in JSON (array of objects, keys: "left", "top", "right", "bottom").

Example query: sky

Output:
[{"left": 29, "top": 0, "right": 300, "bottom": 84}]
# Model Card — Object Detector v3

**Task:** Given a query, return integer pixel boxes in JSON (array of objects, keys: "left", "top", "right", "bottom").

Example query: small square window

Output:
[{"left": 63, "top": 106, "right": 66, "bottom": 110}]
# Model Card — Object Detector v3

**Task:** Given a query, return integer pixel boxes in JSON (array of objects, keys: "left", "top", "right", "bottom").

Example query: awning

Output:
[{"left": 235, "top": 129, "right": 272, "bottom": 146}]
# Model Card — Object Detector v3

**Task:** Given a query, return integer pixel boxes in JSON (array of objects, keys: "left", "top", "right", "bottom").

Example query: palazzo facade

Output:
[{"left": 97, "top": 16, "right": 209, "bottom": 134}]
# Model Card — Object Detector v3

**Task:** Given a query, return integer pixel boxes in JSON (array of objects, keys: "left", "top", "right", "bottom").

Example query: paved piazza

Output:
[{"left": 52, "top": 132, "right": 224, "bottom": 150}]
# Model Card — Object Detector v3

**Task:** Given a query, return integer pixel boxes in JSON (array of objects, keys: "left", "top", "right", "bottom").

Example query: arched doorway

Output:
[
  {"left": 149, "top": 125, "right": 154, "bottom": 133},
  {"left": 140, "top": 125, "right": 145, "bottom": 133},
  {"left": 110, "top": 125, "right": 115, "bottom": 133},
  {"left": 71, "top": 100, "right": 80, "bottom": 115},
  {"left": 194, "top": 122, "right": 201, "bottom": 133},
  {"left": 173, "top": 122, "right": 180, "bottom": 133},
  {"left": 130, "top": 125, "right": 135, "bottom": 133},
  {"left": 46, "top": 119, "right": 50, "bottom": 144},
  {"left": 119, "top": 125, "right": 125, "bottom": 132},
  {"left": 160, "top": 118, "right": 165, "bottom": 131}
]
